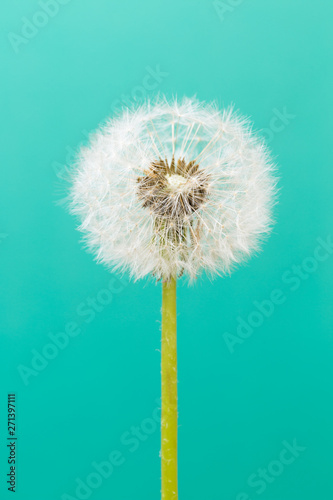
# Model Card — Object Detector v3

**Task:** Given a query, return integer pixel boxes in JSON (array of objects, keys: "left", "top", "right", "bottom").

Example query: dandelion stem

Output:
[{"left": 161, "top": 276, "right": 177, "bottom": 500}]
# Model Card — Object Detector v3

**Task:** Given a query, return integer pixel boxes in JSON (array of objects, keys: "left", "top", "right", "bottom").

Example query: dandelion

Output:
[{"left": 69, "top": 96, "right": 277, "bottom": 500}]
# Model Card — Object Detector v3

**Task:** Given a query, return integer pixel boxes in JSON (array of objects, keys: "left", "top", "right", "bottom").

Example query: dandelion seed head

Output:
[{"left": 70, "top": 96, "right": 277, "bottom": 281}]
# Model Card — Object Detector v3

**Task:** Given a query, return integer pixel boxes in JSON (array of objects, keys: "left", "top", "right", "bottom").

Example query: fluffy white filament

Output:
[{"left": 70, "top": 97, "right": 277, "bottom": 281}]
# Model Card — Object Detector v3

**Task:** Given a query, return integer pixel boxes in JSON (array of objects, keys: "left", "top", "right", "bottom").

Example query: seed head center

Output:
[
  {"left": 137, "top": 157, "right": 209, "bottom": 219},
  {"left": 166, "top": 174, "right": 187, "bottom": 192}
]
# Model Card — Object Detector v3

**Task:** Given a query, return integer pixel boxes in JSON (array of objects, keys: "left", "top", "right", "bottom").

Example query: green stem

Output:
[{"left": 161, "top": 276, "right": 178, "bottom": 500}]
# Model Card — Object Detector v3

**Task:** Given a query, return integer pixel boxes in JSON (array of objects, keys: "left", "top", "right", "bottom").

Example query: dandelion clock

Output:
[{"left": 69, "top": 96, "right": 277, "bottom": 500}]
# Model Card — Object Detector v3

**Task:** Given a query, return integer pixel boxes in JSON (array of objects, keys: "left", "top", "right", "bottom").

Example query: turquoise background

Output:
[{"left": 1, "top": 1, "right": 333, "bottom": 499}]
